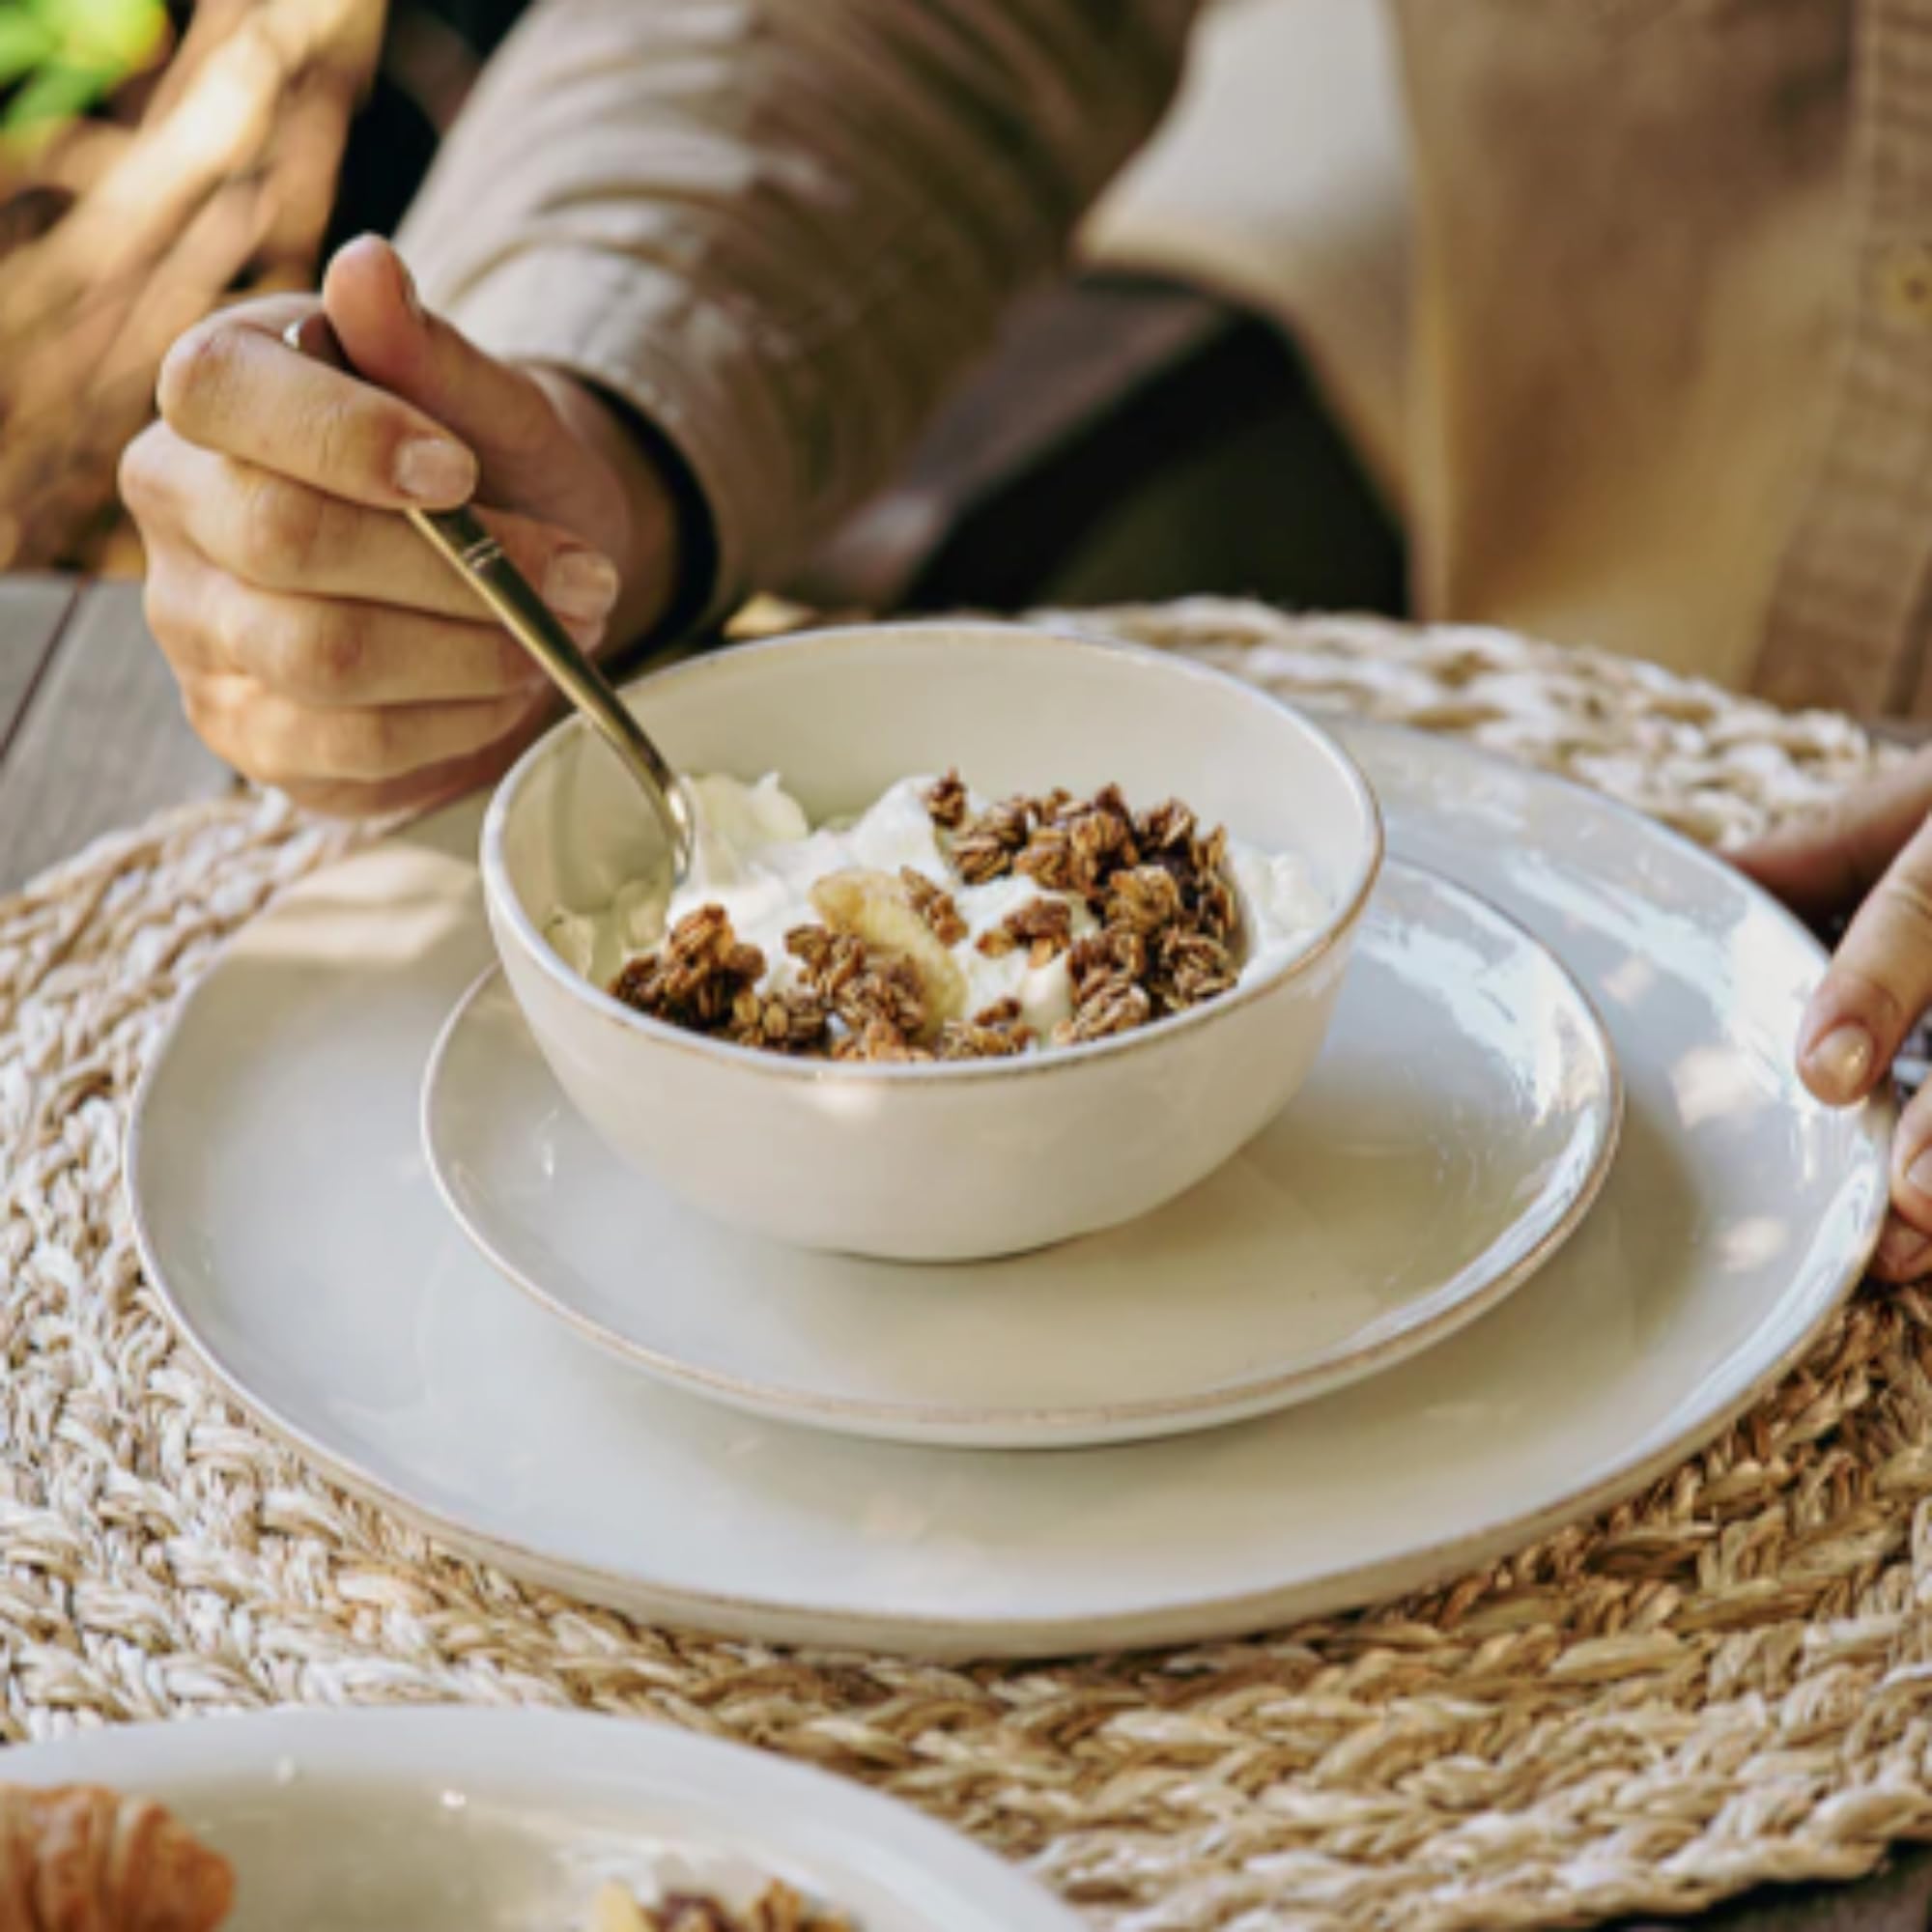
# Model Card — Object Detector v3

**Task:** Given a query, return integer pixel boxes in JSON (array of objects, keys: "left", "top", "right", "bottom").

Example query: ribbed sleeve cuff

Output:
[{"left": 431, "top": 245, "right": 804, "bottom": 636}]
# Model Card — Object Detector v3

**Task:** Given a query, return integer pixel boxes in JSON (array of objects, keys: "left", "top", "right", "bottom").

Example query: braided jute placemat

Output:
[{"left": 2, "top": 599, "right": 1928, "bottom": 1932}]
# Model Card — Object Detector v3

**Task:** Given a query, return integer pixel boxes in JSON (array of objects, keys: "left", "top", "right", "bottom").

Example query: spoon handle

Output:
[{"left": 279, "top": 313, "right": 694, "bottom": 874}]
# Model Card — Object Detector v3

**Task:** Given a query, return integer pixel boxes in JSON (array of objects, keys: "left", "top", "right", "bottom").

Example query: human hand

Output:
[
  {"left": 123, "top": 234, "right": 681, "bottom": 817},
  {"left": 1736, "top": 749, "right": 1932, "bottom": 1280}
]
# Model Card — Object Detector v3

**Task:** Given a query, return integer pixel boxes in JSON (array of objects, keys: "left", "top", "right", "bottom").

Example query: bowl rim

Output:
[{"left": 479, "top": 617, "right": 1385, "bottom": 1084}]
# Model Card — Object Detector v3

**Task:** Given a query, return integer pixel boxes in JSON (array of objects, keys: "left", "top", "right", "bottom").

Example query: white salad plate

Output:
[
  {"left": 423, "top": 860, "right": 1620, "bottom": 1449},
  {"left": 2, "top": 1707, "right": 1076, "bottom": 1931},
  {"left": 127, "top": 723, "right": 1890, "bottom": 1658}
]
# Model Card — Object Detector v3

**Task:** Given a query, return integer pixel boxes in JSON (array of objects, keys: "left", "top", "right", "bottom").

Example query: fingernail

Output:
[
  {"left": 394, "top": 438, "right": 475, "bottom": 504},
  {"left": 394, "top": 252, "right": 424, "bottom": 319},
  {"left": 1804, "top": 1022, "right": 1875, "bottom": 1102},
  {"left": 1907, "top": 1148, "right": 1932, "bottom": 1201},
  {"left": 546, "top": 550, "right": 621, "bottom": 619}
]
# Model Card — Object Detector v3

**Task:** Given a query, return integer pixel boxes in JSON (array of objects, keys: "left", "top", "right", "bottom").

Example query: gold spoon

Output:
[{"left": 282, "top": 313, "right": 696, "bottom": 882}]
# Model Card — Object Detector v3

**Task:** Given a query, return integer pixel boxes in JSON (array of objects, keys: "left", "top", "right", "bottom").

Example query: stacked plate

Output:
[
  {"left": 426, "top": 854, "right": 1616, "bottom": 1447},
  {"left": 128, "top": 637, "right": 1889, "bottom": 1660}
]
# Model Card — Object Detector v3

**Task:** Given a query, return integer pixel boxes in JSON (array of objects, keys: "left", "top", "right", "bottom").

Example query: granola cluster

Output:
[
  {"left": 607, "top": 774, "right": 1243, "bottom": 1063},
  {"left": 941, "top": 776, "right": 1241, "bottom": 1047},
  {"left": 898, "top": 864, "right": 967, "bottom": 945},
  {"left": 591, "top": 1880, "right": 851, "bottom": 1932},
  {"left": 611, "top": 903, "right": 828, "bottom": 1055}
]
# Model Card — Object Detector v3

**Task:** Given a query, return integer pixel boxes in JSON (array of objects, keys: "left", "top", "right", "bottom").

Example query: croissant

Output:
[{"left": 0, "top": 1785, "right": 233, "bottom": 1932}]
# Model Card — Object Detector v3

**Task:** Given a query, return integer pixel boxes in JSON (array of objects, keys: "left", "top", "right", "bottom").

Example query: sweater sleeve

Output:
[{"left": 397, "top": 0, "right": 1196, "bottom": 619}]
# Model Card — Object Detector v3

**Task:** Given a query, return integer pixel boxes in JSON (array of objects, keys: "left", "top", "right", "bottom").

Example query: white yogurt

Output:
[{"left": 547, "top": 775, "right": 1329, "bottom": 1037}]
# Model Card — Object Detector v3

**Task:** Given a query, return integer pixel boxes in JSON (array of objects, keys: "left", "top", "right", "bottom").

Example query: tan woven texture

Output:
[{"left": 1, "top": 601, "right": 1926, "bottom": 1931}]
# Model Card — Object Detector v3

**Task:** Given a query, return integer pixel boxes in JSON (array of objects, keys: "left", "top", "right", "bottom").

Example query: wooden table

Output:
[
  {"left": 2, "top": 572, "right": 1930, "bottom": 1929},
  {"left": 0, "top": 575, "right": 229, "bottom": 895}
]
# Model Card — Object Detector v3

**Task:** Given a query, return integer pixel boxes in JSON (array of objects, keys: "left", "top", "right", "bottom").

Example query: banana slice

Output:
[
  {"left": 810, "top": 867, "right": 968, "bottom": 1028},
  {"left": 587, "top": 1883, "right": 651, "bottom": 1932}
]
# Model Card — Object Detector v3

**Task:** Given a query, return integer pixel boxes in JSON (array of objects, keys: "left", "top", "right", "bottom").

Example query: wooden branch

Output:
[
  {"left": 0, "top": 0, "right": 384, "bottom": 568},
  {"left": 0, "top": 0, "right": 377, "bottom": 340}
]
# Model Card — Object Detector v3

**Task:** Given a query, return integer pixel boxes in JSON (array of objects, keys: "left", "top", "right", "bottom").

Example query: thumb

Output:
[
  {"left": 1734, "top": 753, "right": 1932, "bottom": 922},
  {"left": 322, "top": 236, "right": 567, "bottom": 502}
]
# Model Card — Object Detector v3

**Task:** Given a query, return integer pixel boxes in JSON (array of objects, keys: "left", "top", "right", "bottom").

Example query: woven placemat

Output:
[{"left": 1, "top": 600, "right": 1925, "bottom": 1932}]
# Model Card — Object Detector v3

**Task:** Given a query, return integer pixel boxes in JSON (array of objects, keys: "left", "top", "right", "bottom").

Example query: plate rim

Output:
[
  {"left": 1, "top": 1705, "right": 1082, "bottom": 1929},
  {"left": 418, "top": 858, "right": 1625, "bottom": 1447},
  {"left": 122, "top": 723, "right": 1894, "bottom": 1655}
]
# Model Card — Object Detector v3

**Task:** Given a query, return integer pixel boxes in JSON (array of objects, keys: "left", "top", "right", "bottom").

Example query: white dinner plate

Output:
[
  {"left": 423, "top": 861, "right": 1620, "bottom": 1448},
  {"left": 127, "top": 723, "right": 1890, "bottom": 1658},
  {"left": 1, "top": 1707, "right": 1076, "bottom": 1931}
]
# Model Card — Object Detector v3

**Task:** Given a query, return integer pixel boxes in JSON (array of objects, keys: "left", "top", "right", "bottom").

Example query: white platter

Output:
[
  {"left": 424, "top": 861, "right": 1620, "bottom": 1448},
  {"left": 1, "top": 1706, "right": 1077, "bottom": 1931},
  {"left": 127, "top": 724, "right": 1890, "bottom": 1658}
]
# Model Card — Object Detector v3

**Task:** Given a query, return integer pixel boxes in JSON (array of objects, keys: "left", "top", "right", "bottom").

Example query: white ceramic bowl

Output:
[{"left": 481, "top": 620, "right": 1382, "bottom": 1261}]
